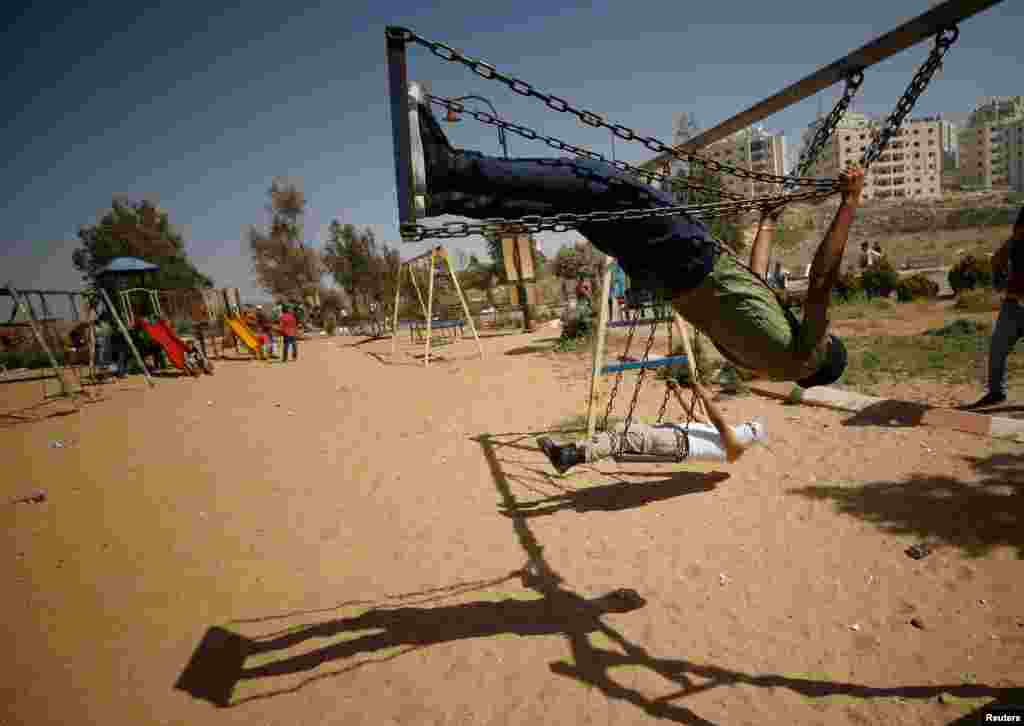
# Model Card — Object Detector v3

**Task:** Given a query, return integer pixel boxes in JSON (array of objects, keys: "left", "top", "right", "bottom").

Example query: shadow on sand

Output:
[
  {"left": 173, "top": 429, "right": 1017, "bottom": 724},
  {"left": 789, "top": 450, "right": 1024, "bottom": 560}
]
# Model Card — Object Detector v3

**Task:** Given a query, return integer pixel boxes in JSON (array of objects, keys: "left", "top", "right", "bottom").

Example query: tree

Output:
[
  {"left": 671, "top": 163, "right": 743, "bottom": 254},
  {"left": 72, "top": 197, "right": 213, "bottom": 289},
  {"left": 248, "top": 178, "right": 323, "bottom": 302},
  {"left": 322, "top": 219, "right": 403, "bottom": 319},
  {"left": 322, "top": 219, "right": 376, "bottom": 315},
  {"left": 552, "top": 241, "right": 604, "bottom": 281}
]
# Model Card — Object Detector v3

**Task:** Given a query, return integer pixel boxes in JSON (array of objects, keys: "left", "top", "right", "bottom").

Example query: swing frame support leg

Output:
[{"left": 586, "top": 253, "right": 613, "bottom": 441}]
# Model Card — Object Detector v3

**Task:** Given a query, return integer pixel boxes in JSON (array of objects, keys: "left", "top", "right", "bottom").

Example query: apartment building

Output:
[
  {"left": 802, "top": 113, "right": 944, "bottom": 200},
  {"left": 1006, "top": 118, "right": 1024, "bottom": 193},
  {"left": 957, "top": 96, "right": 1024, "bottom": 190},
  {"left": 648, "top": 126, "right": 786, "bottom": 200}
]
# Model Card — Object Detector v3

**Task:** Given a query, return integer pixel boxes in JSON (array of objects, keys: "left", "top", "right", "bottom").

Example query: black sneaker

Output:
[
  {"left": 960, "top": 392, "right": 1007, "bottom": 410},
  {"left": 537, "top": 437, "right": 584, "bottom": 474}
]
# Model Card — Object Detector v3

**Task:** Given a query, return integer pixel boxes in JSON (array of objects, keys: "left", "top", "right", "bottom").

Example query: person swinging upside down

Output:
[
  {"left": 537, "top": 382, "right": 767, "bottom": 474},
  {"left": 405, "top": 82, "right": 865, "bottom": 388}
]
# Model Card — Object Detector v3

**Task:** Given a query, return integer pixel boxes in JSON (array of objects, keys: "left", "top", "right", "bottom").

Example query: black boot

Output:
[{"left": 537, "top": 437, "right": 585, "bottom": 474}]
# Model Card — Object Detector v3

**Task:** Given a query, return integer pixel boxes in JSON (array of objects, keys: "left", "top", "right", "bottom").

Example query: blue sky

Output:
[{"left": 2, "top": 0, "right": 1021, "bottom": 303}]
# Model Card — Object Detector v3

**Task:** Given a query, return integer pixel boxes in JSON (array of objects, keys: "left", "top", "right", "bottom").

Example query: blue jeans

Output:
[
  {"left": 442, "top": 154, "right": 718, "bottom": 294},
  {"left": 988, "top": 299, "right": 1024, "bottom": 396},
  {"left": 282, "top": 336, "right": 297, "bottom": 361}
]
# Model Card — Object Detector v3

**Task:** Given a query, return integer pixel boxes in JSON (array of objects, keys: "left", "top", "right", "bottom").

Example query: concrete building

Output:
[
  {"left": 1006, "top": 118, "right": 1024, "bottom": 193},
  {"left": 802, "top": 112, "right": 945, "bottom": 200},
  {"left": 958, "top": 96, "right": 1024, "bottom": 190},
  {"left": 647, "top": 125, "right": 786, "bottom": 200}
]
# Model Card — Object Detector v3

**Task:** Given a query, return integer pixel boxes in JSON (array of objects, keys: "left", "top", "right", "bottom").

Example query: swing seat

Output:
[{"left": 601, "top": 355, "right": 688, "bottom": 375}]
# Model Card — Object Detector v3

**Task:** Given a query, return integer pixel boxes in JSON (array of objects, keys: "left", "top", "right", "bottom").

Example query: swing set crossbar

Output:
[{"left": 601, "top": 355, "right": 688, "bottom": 375}]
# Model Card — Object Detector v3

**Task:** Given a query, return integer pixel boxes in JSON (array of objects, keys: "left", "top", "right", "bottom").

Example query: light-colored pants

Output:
[
  {"left": 988, "top": 299, "right": 1024, "bottom": 397},
  {"left": 583, "top": 421, "right": 762, "bottom": 463}
]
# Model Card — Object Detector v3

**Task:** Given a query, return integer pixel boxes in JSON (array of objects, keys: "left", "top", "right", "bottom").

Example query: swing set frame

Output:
[{"left": 390, "top": 245, "right": 484, "bottom": 367}]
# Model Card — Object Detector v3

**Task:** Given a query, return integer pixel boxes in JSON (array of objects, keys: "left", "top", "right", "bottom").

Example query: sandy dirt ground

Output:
[{"left": 2, "top": 328, "right": 1023, "bottom": 726}]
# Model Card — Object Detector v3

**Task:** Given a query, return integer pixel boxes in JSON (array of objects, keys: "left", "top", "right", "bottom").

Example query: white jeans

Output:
[{"left": 583, "top": 421, "right": 763, "bottom": 463}]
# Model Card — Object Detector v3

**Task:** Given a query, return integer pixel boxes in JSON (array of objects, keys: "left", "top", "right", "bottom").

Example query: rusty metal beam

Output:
[{"left": 640, "top": 0, "right": 1005, "bottom": 170}]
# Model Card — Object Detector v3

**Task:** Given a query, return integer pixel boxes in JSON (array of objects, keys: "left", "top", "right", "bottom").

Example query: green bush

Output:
[
  {"left": 925, "top": 318, "right": 988, "bottom": 338},
  {"left": 323, "top": 312, "right": 338, "bottom": 336},
  {"left": 954, "top": 289, "right": 1001, "bottom": 313},
  {"left": 0, "top": 350, "right": 66, "bottom": 370},
  {"left": 896, "top": 273, "right": 940, "bottom": 303},
  {"left": 946, "top": 206, "right": 1019, "bottom": 230},
  {"left": 860, "top": 257, "right": 899, "bottom": 299},
  {"left": 948, "top": 254, "right": 994, "bottom": 293},
  {"left": 834, "top": 270, "right": 863, "bottom": 302},
  {"left": 559, "top": 300, "right": 594, "bottom": 342}
]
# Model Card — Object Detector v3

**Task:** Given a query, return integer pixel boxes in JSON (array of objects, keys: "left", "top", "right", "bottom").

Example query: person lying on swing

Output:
[
  {"left": 538, "top": 381, "right": 767, "bottom": 474},
  {"left": 404, "top": 82, "right": 864, "bottom": 389}
]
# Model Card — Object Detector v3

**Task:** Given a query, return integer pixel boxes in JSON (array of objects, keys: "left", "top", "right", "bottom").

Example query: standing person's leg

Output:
[
  {"left": 970, "top": 300, "right": 1024, "bottom": 407},
  {"left": 195, "top": 327, "right": 207, "bottom": 359}
]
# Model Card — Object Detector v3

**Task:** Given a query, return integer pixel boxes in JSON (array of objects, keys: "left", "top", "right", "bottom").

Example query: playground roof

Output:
[{"left": 97, "top": 257, "right": 160, "bottom": 274}]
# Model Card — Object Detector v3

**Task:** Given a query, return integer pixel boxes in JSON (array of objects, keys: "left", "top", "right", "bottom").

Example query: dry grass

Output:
[{"left": 839, "top": 316, "right": 1023, "bottom": 391}]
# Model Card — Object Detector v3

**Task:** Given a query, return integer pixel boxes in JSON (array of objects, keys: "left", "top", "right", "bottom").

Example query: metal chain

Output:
[
  {"left": 601, "top": 306, "right": 639, "bottom": 431},
  {"left": 620, "top": 309, "right": 661, "bottom": 441},
  {"left": 428, "top": 94, "right": 748, "bottom": 201},
  {"left": 394, "top": 24, "right": 957, "bottom": 243},
  {"left": 861, "top": 26, "right": 958, "bottom": 168},
  {"left": 388, "top": 26, "right": 833, "bottom": 189},
  {"left": 791, "top": 71, "right": 865, "bottom": 181},
  {"left": 403, "top": 186, "right": 829, "bottom": 242}
]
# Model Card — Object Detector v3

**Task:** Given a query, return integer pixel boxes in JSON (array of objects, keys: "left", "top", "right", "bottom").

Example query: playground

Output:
[
  {"left": 3, "top": 320, "right": 1023, "bottom": 726},
  {"left": 3, "top": 1, "right": 1023, "bottom": 723}
]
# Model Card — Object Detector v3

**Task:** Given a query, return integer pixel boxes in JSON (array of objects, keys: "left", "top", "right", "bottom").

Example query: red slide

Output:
[{"left": 139, "top": 319, "right": 194, "bottom": 375}]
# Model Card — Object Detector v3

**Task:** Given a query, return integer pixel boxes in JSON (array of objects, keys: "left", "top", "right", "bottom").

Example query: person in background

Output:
[
  {"left": 769, "top": 261, "right": 789, "bottom": 290},
  {"left": 962, "top": 207, "right": 1024, "bottom": 409},
  {"left": 609, "top": 262, "right": 626, "bottom": 322},
  {"left": 278, "top": 304, "right": 299, "bottom": 362},
  {"left": 256, "top": 307, "right": 276, "bottom": 358}
]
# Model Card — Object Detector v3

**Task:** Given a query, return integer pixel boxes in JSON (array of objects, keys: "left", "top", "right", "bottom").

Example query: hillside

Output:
[{"left": 755, "top": 190, "right": 1021, "bottom": 274}]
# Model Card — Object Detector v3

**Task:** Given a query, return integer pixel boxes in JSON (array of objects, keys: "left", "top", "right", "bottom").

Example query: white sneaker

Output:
[
  {"left": 407, "top": 81, "right": 428, "bottom": 215},
  {"left": 745, "top": 420, "right": 768, "bottom": 445}
]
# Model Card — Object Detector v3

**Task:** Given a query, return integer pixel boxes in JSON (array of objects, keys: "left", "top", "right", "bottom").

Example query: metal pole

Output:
[
  {"left": 586, "top": 255, "right": 614, "bottom": 441},
  {"left": 6, "top": 283, "right": 74, "bottom": 399},
  {"left": 99, "top": 287, "right": 155, "bottom": 388},
  {"left": 639, "top": 0, "right": 1005, "bottom": 165}
]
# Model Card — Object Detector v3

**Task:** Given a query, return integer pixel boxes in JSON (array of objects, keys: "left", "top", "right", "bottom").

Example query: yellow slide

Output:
[{"left": 224, "top": 316, "right": 264, "bottom": 360}]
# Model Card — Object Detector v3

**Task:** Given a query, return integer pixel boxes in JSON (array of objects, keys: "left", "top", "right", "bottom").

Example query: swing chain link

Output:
[
  {"left": 619, "top": 304, "right": 662, "bottom": 442},
  {"left": 391, "top": 26, "right": 835, "bottom": 189},
  {"left": 392, "top": 24, "right": 958, "bottom": 243},
  {"left": 791, "top": 70, "right": 865, "bottom": 182},
  {"left": 601, "top": 305, "right": 637, "bottom": 432},
  {"left": 428, "top": 95, "right": 748, "bottom": 201},
  {"left": 403, "top": 187, "right": 830, "bottom": 241},
  {"left": 861, "top": 25, "right": 959, "bottom": 169}
]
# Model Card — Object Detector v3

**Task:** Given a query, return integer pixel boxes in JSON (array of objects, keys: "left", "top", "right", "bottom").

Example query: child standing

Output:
[{"left": 279, "top": 305, "right": 299, "bottom": 362}]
